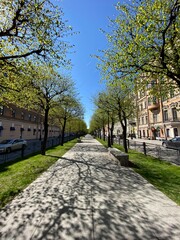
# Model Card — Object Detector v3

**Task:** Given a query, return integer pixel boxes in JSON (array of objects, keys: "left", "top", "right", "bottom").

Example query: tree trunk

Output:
[
  {"left": 41, "top": 108, "right": 49, "bottom": 155},
  {"left": 110, "top": 119, "right": 114, "bottom": 145},
  {"left": 61, "top": 118, "right": 66, "bottom": 146},
  {"left": 120, "top": 114, "right": 128, "bottom": 153},
  {"left": 122, "top": 124, "right": 128, "bottom": 153},
  {"left": 103, "top": 126, "right": 105, "bottom": 141},
  {"left": 107, "top": 112, "right": 111, "bottom": 147},
  {"left": 99, "top": 129, "right": 101, "bottom": 139}
]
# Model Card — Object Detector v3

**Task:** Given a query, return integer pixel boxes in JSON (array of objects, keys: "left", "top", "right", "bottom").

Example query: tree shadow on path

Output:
[{"left": 0, "top": 137, "right": 180, "bottom": 239}]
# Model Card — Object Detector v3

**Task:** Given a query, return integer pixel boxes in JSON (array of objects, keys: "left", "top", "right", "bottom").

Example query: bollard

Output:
[{"left": 143, "top": 142, "right": 146, "bottom": 155}]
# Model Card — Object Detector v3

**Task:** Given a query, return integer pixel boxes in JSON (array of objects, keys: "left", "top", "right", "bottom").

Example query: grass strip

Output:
[
  {"left": 97, "top": 138, "right": 180, "bottom": 206},
  {"left": 0, "top": 139, "right": 77, "bottom": 208}
]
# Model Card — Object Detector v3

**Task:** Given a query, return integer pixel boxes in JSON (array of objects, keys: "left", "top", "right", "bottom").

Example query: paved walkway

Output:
[{"left": 0, "top": 135, "right": 180, "bottom": 240}]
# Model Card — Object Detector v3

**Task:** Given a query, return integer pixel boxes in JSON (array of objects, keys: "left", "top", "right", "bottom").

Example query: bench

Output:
[{"left": 108, "top": 147, "right": 129, "bottom": 167}]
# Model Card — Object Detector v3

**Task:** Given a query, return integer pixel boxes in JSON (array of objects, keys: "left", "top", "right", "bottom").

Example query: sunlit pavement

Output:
[{"left": 0, "top": 135, "right": 180, "bottom": 240}]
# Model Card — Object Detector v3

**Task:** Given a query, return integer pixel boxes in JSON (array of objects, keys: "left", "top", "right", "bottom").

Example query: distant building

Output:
[
  {"left": 0, "top": 104, "right": 60, "bottom": 141},
  {"left": 137, "top": 84, "right": 180, "bottom": 139},
  {"left": 112, "top": 82, "right": 180, "bottom": 140}
]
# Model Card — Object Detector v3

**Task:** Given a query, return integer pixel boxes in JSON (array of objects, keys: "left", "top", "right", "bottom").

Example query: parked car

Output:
[
  {"left": 162, "top": 136, "right": 180, "bottom": 149},
  {"left": 0, "top": 139, "right": 27, "bottom": 153},
  {"left": 128, "top": 133, "right": 136, "bottom": 139}
]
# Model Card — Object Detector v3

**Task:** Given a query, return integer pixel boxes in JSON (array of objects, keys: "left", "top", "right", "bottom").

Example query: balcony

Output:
[
  {"left": 148, "top": 102, "right": 160, "bottom": 111},
  {"left": 128, "top": 119, "right": 136, "bottom": 126}
]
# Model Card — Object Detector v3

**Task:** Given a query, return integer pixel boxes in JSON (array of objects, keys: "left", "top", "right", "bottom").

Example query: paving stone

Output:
[{"left": 0, "top": 134, "right": 180, "bottom": 239}]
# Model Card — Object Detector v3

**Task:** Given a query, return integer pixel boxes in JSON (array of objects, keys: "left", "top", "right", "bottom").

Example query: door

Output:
[{"left": 173, "top": 128, "right": 178, "bottom": 137}]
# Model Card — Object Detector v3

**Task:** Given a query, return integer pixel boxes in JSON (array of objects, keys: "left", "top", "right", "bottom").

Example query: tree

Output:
[
  {"left": 107, "top": 84, "right": 135, "bottom": 153},
  {"left": 92, "top": 81, "right": 135, "bottom": 153},
  {"left": 98, "top": 0, "right": 180, "bottom": 89},
  {"left": 51, "top": 96, "right": 84, "bottom": 145},
  {"left": 0, "top": 0, "right": 72, "bottom": 66},
  {"left": 69, "top": 118, "right": 87, "bottom": 137},
  {"left": 2, "top": 63, "right": 74, "bottom": 155},
  {"left": 89, "top": 109, "right": 107, "bottom": 141},
  {"left": 94, "top": 92, "right": 116, "bottom": 147}
]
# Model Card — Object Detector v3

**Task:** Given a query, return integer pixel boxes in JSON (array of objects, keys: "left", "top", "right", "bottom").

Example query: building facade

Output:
[
  {"left": 137, "top": 88, "right": 180, "bottom": 139},
  {"left": 0, "top": 104, "right": 60, "bottom": 141},
  {"left": 111, "top": 85, "right": 180, "bottom": 140}
]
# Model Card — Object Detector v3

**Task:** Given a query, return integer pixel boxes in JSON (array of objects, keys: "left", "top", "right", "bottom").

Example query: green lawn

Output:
[
  {"left": 98, "top": 138, "right": 180, "bottom": 206},
  {"left": 0, "top": 139, "right": 77, "bottom": 209}
]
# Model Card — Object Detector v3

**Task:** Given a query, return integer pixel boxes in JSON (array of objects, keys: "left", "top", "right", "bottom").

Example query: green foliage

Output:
[
  {"left": 0, "top": 0, "right": 73, "bottom": 66},
  {"left": 98, "top": 0, "right": 180, "bottom": 90},
  {"left": 0, "top": 62, "right": 73, "bottom": 113},
  {"left": 51, "top": 95, "right": 84, "bottom": 127},
  {"left": 89, "top": 108, "right": 107, "bottom": 134},
  {"left": 0, "top": 61, "right": 75, "bottom": 154},
  {"left": 50, "top": 94, "right": 85, "bottom": 144}
]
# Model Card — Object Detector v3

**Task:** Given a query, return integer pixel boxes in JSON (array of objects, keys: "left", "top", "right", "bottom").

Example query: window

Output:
[
  {"left": 163, "top": 110, "right": 168, "bottom": 121},
  {"left": 153, "top": 114, "right": 157, "bottom": 123},
  {"left": 0, "top": 106, "right": 4, "bottom": 115},
  {"left": 142, "top": 117, "right": 144, "bottom": 125},
  {"left": 144, "top": 101, "right": 147, "bottom": 109},
  {"left": 174, "top": 128, "right": 178, "bottom": 137},
  {"left": 143, "top": 130, "right": 145, "bottom": 137},
  {"left": 148, "top": 97, "right": 151, "bottom": 106},
  {"left": 28, "top": 114, "right": 31, "bottom": 121},
  {"left": 12, "top": 109, "right": 15, "bottom": 118},
  {"left": 145, "top": 116, "right": 148, "bottom": 124},
  {"left": 139, "top": 130, "right": 142, "bottom": 138},
  {"left": 166, "top": 129, "right": 170, "bottom": 137},
  {"left": 0, "top": 122, "right": 3, "bottom": 136},
  {"left": 172, "top": 108, "right": 177, "bottom": 121},
  {"left": 34, "top": 116, "right": 37, "bottom": 122},
  {"left": 140, "top": 104, "right": 143, "bottom": 111},
  {"left": 147, "top": 130, "right": 149, "bottom": 137},
  {"left": 21, "top": 112, "right": 24, "bottom": 120}
]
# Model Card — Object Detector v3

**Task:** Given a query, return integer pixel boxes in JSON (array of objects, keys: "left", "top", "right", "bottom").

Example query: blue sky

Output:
[{"left": 56, "top": 0, "right": 119, "bottom": 128}]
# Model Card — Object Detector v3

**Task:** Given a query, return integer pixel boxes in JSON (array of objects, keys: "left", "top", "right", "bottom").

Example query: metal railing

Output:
[
  {"left": 113, "top": 138, "right": 180, "bottom": 166},
  {"left": 0, "top": 135, "right": 76, "bottom": 164}
]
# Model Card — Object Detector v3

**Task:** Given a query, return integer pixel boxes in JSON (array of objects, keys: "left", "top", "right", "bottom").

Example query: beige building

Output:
[
  {"left": 137, "top": 87, "right": 180, "bottom": 139},
  {"left": 0, "top": 104, "right": 60, "bottom": 141},
  {"left": 111, "top": 84, "right": 180, "bottom": 140}
]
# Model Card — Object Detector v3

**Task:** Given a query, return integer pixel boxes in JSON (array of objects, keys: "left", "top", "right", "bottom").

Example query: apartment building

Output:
[
  {"left": 0, "top": 104, "right": 60, "bottom": 141},
  {"left": 137, "top": 87, "right": 180, "bottom": 139}
]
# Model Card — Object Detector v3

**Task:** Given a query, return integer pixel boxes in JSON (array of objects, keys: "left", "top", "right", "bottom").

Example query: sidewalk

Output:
[{"left": 0, "top": 135, "right": 180, "bottom": 239}]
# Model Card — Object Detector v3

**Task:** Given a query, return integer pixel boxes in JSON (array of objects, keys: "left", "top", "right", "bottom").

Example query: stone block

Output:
[{"left": 108, "top": 147, "right": 129, "bottom": 167}]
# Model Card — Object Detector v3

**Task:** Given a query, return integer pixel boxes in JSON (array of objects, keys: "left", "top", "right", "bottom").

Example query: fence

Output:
[
  {"left": 113, "top": 138, "right": 180, "bottom": 166},
  {"left": 0, "top": 135, "right": 76, "bottom": 164}
]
